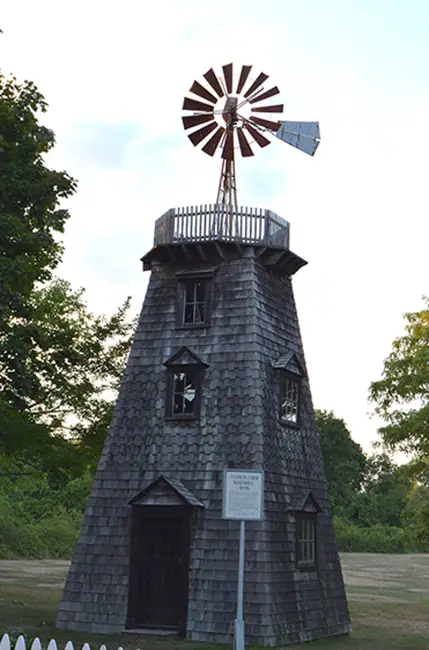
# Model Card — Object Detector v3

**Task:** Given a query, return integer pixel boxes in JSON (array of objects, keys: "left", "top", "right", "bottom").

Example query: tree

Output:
[
  {"left": 316, "top": 410, "right": 367, "bottom": 513},
  {"left": 0, "top": 73, "right": 136, "bottom": 475},
  {"left": 402, "top": 483, "right": 429, "bottom": 551},
  {"left": 0, "top": 72, "right": 78, "bottom": 421},
  {"left": 0, "top": 73, "right": 76, "bottom": 325},
  {"left": 1, "top": 278, "right": 136, "bottom": 472},
  {"left": 348, "top": 453, "right": 411, "bottom": 528},
  {"left": 370, "top": 297, "right": 429, "bottom": 475}
]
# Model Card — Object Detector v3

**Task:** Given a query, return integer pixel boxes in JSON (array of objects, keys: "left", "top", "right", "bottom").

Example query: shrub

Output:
[
  {"left": 334, "top": 516, "right": 406, "bottom": 553},
  {"left": 0, "top": 473, "right": 88, "bottom": 559}
]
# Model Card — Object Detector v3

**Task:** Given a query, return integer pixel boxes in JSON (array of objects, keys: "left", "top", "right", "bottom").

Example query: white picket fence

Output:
[{"left": 0, "top": 635, "right": 123, "bottom": 650}]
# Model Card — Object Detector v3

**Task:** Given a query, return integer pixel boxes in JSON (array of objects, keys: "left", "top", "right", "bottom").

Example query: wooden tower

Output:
[{"left": 57, "top": 204, "right": 351, "bottom": 646}]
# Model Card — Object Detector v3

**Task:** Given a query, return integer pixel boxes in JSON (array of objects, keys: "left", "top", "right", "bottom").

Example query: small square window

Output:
[
  {"left": 176, "top": 276, "right": 211, "bottom": 328},
  {"left": 166, "top": 366, "right": 201, "bottom": 419},
  {"left": 296, "top": 515, "right": 317, "bottom": 568},
  {"left": 280, "top": 376, "right": 300, "bottom": 424}
]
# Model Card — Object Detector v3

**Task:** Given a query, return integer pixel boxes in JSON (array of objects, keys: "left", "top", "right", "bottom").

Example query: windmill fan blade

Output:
[
  {"left": 249, "top": 86, "right": 280, "bottom": 104},
  {"left": 222, "top": 128, "right": 234, "bottom": 160},
  {"left": 190, "top": 80, "right": 218, "bottom": 105},
  {"left": 183, "top": 97, "right": 215, "bottom": 113},
  {"left": 237, "top": 128, "right": 254, "bottom": 157},
  {"left": 250, "top": 116, "right": 280, "bottom": 132},
  {"left": 244, "top": 72, "right": 269, "bottom": 98},
  {"left": 203, "top": 68, "right": 224, "bottom": 97},
  {"left": 244, "top": 123, "right": 271, "bottom": 148},
  {"left": 223, "top": 63, "right": 233, "bottom": 94},
  {"left": 236, "top": 65, "right": 252, "bottom": 94},
  {"left": 188, "top": 121, "right": 218, "bottom": 146},
  {"left": 182, "top": 114, "right": 214, "bottom": 130},
  {"left": 275, "top": 121, "right": 321, "bottom": 156},
  {"left": 251, "top": 104, "right": 284, "bottom": 113},
  {"left": 202, "top": 126, "right": 225, "bottom": 156}
]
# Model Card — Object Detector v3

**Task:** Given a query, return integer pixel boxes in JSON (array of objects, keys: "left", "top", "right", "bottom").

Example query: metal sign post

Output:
[{"left": 222, "top": 469, "right": 264, "bottom": 650}]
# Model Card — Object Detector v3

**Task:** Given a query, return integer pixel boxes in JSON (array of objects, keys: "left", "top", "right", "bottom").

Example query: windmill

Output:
[
  {"left": 182, "top": 63, "right": 320, "bottom": 208},
  {"left": 58, "top": 60, "right": 351, "bottom": 647}
]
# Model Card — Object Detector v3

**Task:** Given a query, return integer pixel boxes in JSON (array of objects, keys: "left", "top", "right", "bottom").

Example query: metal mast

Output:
[{"left": 216, "top": 151, "right": 237, "bottom": 207}]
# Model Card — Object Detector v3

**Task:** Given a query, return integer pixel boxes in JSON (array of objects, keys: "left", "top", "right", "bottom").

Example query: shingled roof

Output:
[
  {"left": 288, "top": 490, "right": 323, "bottom": 513},
  {"left": 272, "top": 351, "right": 306, "bottom": 376},
  {"left": 164, "top": 346, "right": 209, "bottom": 368},
  {"left": 129, "top": 475, "right": 205, "bottom": 508}
]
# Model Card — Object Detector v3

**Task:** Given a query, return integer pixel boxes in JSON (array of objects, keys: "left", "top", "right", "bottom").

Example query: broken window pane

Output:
[
  {"left": 172, "top": 370, "right": 196, "bottom": 415},
  {"left": 281, "top": 378, "right": 299, "bottom": 423}
]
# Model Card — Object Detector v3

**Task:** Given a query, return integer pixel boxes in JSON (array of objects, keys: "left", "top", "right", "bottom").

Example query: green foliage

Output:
[
  {"left": 0, "top": 398, "right": 88, "bottom": 486},
  {"left": 402, "top": 484, "right": 429, "bottom": 552},
  {"left": 0, "top": 73, "right": 135, "bottom": 477},
  {"left": 318, "top": 408, "right": 429, "bottom": 553},
  {"left": 370, "top": 297, "right": 429, "bottom": 467},
  {"left": 334, "top": 517, "right": 406, "bottom": 553},
  {"left": 0, "top": 472, "right": 90, "bottom": 559},
  {"left": 347, "top": 453, "right": 411, "bottom": 528},
  {"left": 5, "top": 278, "right": 135, "bottom": 446},
  {"left": 316, "top": 410, "right": 367, "bottom": 513},
  {"left": 0, "top": 73, "right": 76, "bottom": 325},
  {"left": 1, "top": 277, "right": 136, "bottom": 475}
]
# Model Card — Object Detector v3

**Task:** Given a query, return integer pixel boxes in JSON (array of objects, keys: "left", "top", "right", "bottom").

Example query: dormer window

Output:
[
  {"left": 288, "top": 491, "right": 321, "bottom": 570},
  {"left": 170, "top": 367, "right": 199, "bottom": 416},
  {"left": 175, "top": 269, "right": 216, "bottom": 329},
  {"left": 280, "top": 377, "right": 299, "bottom": 424},
  {"left": 272, "top": 352, "right": 305, "bottom": 427},
  {"left": 296, "top": 514, "right": 317, "bottom": 567},
  {"left": 164, "top": 347, "right": 209, "bottom": 420}
]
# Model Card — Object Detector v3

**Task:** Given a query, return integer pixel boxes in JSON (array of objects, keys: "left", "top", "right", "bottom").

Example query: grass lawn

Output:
[{"left": 1, "top": 554, "right": 429, "bottom": 649}]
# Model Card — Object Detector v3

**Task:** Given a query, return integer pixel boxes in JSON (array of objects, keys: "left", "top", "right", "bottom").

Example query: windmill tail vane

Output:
[{"left": 182, "top": 63, "right": 321, "bottom": 209}]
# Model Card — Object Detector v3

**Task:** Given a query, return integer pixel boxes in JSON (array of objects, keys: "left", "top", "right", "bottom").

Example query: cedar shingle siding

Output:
[{"left": 57, "top": 208, "right": 351, "bottom": 645}]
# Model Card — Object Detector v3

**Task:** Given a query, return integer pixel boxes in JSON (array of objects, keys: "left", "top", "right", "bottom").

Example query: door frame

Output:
[{"left": 126, "top": 505, "right": 191, "bottom": 636}]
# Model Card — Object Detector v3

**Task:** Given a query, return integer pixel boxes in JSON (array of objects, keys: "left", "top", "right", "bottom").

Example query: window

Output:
[
  {"left": 166, "top": 366, "right": 201, "bottom": 419},
  {"left": 296, "top": 514, "right": 317, "bottom": 568},
  {"left": 176, "top": 271, "right": 214, "bottom": 328},
  {"left": 182, "top": 278, "right": 206, "bottom": 325},
  {"left": 280, "top": 376, "right": 300, "bottom": 424},
  {"left": 164, "top": 347, "right": 208, "bottom": 420}
]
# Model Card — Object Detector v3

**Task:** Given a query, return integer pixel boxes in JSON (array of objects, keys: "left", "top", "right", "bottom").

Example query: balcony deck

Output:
[
  {"left": 143, "top": 204, "right": 306, "bottom": 276},
  {"left": 153, "top": 205, "right": 290, "bottom": 250}
]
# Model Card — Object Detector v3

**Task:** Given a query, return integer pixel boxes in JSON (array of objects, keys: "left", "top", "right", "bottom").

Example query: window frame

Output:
[
  {"left": 279, "top": 371, "right": 301, "bottom": 427},
  {"left": 165, "top": 364, "right": 202, "bottom": 420},
  {"left": 295, "top": 512, "right": 317, "bottom": 570},
  {"left": 175, "top": 271, "right": 213, "bottom": 330}
]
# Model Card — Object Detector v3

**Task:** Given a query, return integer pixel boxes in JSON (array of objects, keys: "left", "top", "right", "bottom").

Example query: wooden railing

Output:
[{"left": 154, "top": 205, "right": 290, "bottom": 249}]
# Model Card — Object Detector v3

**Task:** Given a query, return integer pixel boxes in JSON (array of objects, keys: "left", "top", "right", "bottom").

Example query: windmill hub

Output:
[{"left": 222, "top": 96, "right": 238, "bottom": 125}]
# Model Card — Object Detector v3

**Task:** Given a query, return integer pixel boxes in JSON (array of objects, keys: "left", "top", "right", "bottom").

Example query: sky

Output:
[{"left": 2, "top": 0, "right": 428, "bottom": 452}]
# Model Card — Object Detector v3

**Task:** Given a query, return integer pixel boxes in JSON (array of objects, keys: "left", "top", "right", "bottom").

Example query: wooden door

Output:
[{"left": 128, "top": 507, "right": 190, "bottom": 632}]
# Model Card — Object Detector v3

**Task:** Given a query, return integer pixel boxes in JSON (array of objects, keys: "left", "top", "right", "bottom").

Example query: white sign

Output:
[{"left": 222, "top": 469, "right": 264, "bottom": 520}]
